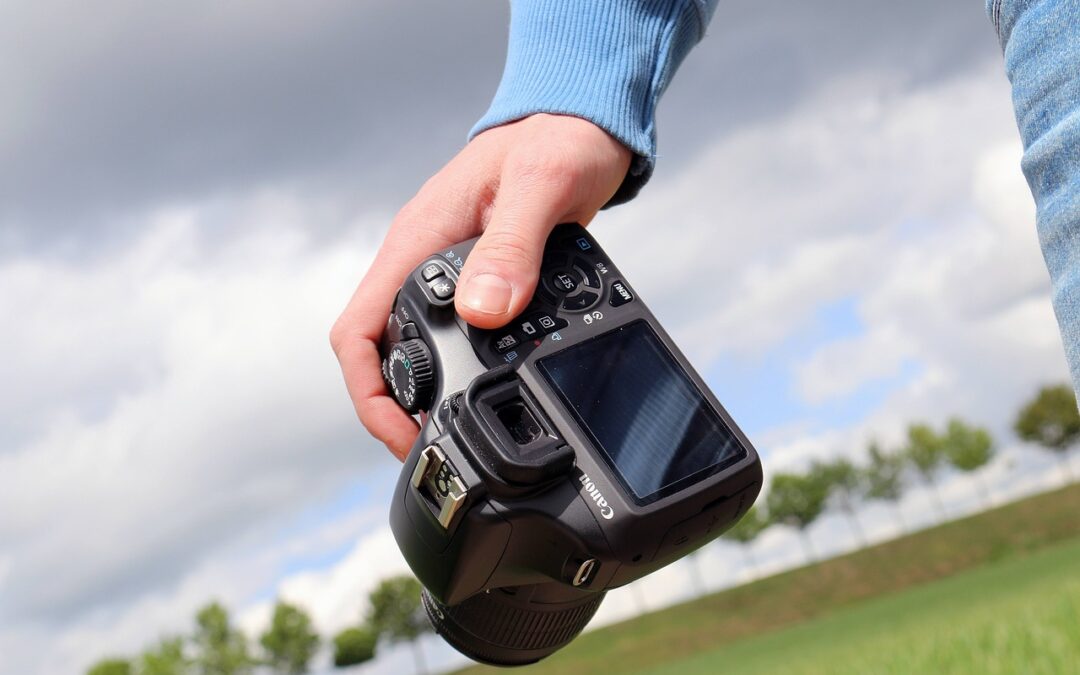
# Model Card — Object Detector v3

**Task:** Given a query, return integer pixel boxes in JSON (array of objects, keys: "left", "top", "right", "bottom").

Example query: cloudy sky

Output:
[{"left": 0, "top": 1, "right": 1071, "bottom": 674}]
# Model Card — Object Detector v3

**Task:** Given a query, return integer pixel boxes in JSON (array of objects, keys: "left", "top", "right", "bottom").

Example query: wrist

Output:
[{"left": 470, "top": 0, "right": 708, "bottom": 204}]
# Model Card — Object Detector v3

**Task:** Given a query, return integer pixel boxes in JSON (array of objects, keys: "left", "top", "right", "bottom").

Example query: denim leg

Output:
[{"left": 990, "top": 0, "right": 1080, "bottom": 393}]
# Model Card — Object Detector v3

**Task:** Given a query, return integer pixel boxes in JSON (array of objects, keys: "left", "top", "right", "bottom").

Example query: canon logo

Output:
[{"left": 578, "top": 472, "right": 614, "bottom": 520}]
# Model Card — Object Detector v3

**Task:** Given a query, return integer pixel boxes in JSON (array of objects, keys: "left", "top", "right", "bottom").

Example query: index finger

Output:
[{"left": 332, "top": 204, "right": 481, "bottom": 459}]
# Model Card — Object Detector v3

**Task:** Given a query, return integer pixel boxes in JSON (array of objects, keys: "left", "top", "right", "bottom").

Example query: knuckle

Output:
[
  {"left": 328, "top": 317, "right": 348, "bottom": 355},
  {"left": 391, "top": 199, "right": 428, "bottom": 230},
  {"left": 477, "top": 229, "right": 536, "bottom": 269}
]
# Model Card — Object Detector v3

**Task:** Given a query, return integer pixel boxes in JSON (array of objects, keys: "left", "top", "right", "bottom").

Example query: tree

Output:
[
  {"left": 259, "top": 601, "right": 319, "bottom": 675},
  {"left": 192, "top": 602, "right": 253, "bottom": 675},
  {"left": 1015, "top": 383, "right": 1080, "bottom": 483},
  {"left": 366, "top": 576, "right": 431, "bottom": 674},
  {"left": 765, "top": 472, "right": 829, "bottom": 564},
  {"left": 942, "top": 418, "right": 995, "bottom": 507},
  {"left": 138, "top": 637, "right": 189, "bottom": 675},
  {"left": 332, "top": 627, "right": 376, "bottom": 668},
  {"left": 811, "top": 458, "right": 868, "bottom": 548},
  {"left": 904, "top": 423, "right": 948, "bottom": 521},
  {"left": 87, "top": 658, "right": 132, "bottom": 675},
  {"left": 723, "top": 505, "right": 767, "bottom": 576},
  {"left": 862, "top": 441, "right": 908, "bottom": 535}
]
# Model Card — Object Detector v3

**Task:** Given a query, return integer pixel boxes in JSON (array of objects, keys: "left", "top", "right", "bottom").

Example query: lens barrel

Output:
[{"left": 423, "top": 584, "right": 605, "bottom": 666}]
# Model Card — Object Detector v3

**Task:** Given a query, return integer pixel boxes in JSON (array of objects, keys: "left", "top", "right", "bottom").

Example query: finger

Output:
[
  {"left": 332, "top": 326, "right": 419, "bottom": 460},
  {"left": 332, "top": 204, "right": 476, "bottom": 459},
  {"left": 455, "top": 161, "right": 576, "bottom": 328}
]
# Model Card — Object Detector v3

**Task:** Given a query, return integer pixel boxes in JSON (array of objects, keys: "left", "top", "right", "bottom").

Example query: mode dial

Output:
[{"left": 384, "top": 339, "right": 435, "bottom": 413}]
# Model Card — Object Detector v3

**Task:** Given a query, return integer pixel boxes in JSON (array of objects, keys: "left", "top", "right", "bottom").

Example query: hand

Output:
[{"left": 331, "top": 114, "right": 632, "bottom": 460}]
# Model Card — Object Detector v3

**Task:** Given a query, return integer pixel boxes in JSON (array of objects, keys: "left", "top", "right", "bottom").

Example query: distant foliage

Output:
[
  {"left": 725, "top": 505, "right": 766, "bottom": 544},
  {"left": 138, "top": 637, "right": 188, "bottom": 675},
  {"left": 765, "top": 472, "right": 829, "bottom": 531},
  {"left": 1015, "top": 384, "right": 1080, "bottom": 451},
  {"left": 905, "top": 424, "right": 947, "bottom": 480},
  {"left": 812, "top": 458, "right": 862, "bottom": 503},
  {"left": 332, "top": 626, "right": 377, "bottom": 668},
  {"left": 812, "top": 458, "right": 867, "bottom": 545},
  {"left": 943, "top": 419, "right": 994, "bottom": 472},
  {"left": 192, "top": 602, "right": 253, "bottom": 675},
  {"left": 863, "top": 442, "right": 905, "bottom": 502},
  {"left": 366, "top": 576, "right": 430, "bottom": 644},
  {"left": 87, "top": 659, "right": 132, "bottom": 675},
  {"left": 259, "top": 601, "right": 320, "bottom": 675}
]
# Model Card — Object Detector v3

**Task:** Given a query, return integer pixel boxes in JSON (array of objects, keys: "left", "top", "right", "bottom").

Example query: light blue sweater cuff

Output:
[{"left": 470, "top": 0, "right": 715, "bottom": 205}]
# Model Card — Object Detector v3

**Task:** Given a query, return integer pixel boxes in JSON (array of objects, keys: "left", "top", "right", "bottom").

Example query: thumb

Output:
[{"left": 455, "top": 177, "right": 571, "bottom": 329}]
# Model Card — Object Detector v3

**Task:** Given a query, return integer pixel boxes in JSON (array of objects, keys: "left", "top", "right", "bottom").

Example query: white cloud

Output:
[
  {"left": 795, "top": 322, "right": 913, "bottom": 404},
  {"left": 0, "top": 195, "right": 405, "bottom": 673},
  {"left": 595, "top": 64, "right": 1031, "bottom": 364},
  {"left": 243, "top": 527, "right": 409, "bottom": 638}
]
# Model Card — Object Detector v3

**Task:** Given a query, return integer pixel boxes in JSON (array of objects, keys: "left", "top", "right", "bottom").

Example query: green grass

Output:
[
  {"left": 454, "top": 483, "right": 1080, "bottom": 675},
  {"left": 642, "top": 538, "right": 1080, "bottom": 675}
]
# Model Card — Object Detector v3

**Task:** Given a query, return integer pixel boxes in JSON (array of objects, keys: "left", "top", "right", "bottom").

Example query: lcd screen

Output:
[{"left": 537, "top": 320, "right": 744, "bottom": 503}]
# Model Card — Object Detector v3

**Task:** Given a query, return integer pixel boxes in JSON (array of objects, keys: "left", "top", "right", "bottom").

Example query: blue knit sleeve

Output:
[{"left": 469, "top": 0, "right": 720, "bottom": 204}]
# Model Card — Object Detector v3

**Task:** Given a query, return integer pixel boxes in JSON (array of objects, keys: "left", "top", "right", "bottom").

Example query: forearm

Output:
[
  {"left": 989, "top": 0, "right": 1080, "bottom": 392},
  {"left": 472, "top": 0, "right": 719, "bottom": 204}
]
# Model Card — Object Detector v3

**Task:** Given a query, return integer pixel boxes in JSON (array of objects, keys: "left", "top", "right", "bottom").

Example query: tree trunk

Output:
[
  {"left": 975, "top": 472, "right": 993, "bottom": 510},
  {"left": 925, "top": 476, "right": 947, "bottom": 522},
  {"left": 1057, "top": 452, "right": 1075, "bottom": 485},
  {"left": 687, "top": 551, "right": 707, "bottom": 596},
  {"left": 798, "top": 530, "right": 817, "bottom": 565},
  {"left": 411, "top": 638, "right": 426, "bottom": 675},
  {"left": 843, "top": 504, "right": 868, "bottom": 549},
  {"left": 892, "top": 502, "right": 909, "bottom": 536},
  {"left": 742, "top": 544, "right": 759, "bottom": 579}
]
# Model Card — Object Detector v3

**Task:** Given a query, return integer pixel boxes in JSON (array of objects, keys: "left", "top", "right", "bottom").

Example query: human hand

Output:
[{"left": 331, "top": 114, "right": 632, "bottom": 460}]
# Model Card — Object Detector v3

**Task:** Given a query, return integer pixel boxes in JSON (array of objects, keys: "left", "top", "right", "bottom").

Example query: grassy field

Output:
[
  {"left": 643, "top": 539, "right": 1080, "bottom": 675},
  {"left": 455, "top": 483, "right": 1080, "bottom": 675}
]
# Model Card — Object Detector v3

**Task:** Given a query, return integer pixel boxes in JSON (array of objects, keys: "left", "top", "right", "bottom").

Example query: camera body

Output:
[{"left": 381, "top": 224, "right": 761, "bottom": 665}]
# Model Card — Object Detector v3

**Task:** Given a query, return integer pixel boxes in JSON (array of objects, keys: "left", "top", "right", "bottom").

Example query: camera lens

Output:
[{"left": 423, "top": 584, "right": 605, "bottom": 666}]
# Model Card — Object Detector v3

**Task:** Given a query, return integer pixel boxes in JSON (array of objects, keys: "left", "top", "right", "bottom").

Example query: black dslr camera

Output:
[{"left": 380, "top": 224, "right": 761, "bottom": 666}]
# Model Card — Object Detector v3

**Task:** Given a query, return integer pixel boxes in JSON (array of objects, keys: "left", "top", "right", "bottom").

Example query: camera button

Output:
[
  {"left": 493, "top": 333, "right": 520, "bottom": 353},
  {"left": 567, "top": 235, "right": 595, "bottom": 254},
  {"left": 562, "top": 291, "right": 599, "bottom": 311},
  {"left": 573, "top": 259, "right": 602, "bottom": 288},
  {"left": 551, "top": 271, "right": 579, "bottom": 293},
  {"left": 430, "top": 277, "right": 456, "bottom": 300},
  {"left": 609, "top": 280, "right": 634, "bottom": 307},
  {"left": 421, "top": 263, "right": 444, "bottom": 281},
  {"left": 533, "top": 313, "right": 567, "bottom": 334}
]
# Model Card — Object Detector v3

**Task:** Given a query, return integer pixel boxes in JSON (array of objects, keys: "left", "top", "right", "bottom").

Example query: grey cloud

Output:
[
  {"left": 657, "top": 0, "right": 1002, "bottom": 166},
  {"left": 1, "top": 1, "right": 1002, "bottom": 257},
  {"left": 0, "top": 1, "right": 507, "bottom": 253}
]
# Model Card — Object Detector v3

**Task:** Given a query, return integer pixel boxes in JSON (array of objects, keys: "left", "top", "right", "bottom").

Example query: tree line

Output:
[
  {"left": 87, "top": 383, "right": 1080, "bottom": 674},
  {"left": 723, "top": 383, "right": 1080, "bottom": 567},
  {"left": 87, "top": 576, "right": 430, "bottom": 675}
]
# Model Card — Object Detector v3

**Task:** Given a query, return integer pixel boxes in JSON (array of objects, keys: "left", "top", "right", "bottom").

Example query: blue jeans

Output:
[{"left": 990, "top": 0, "right": 1080, "bottom": 393}]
